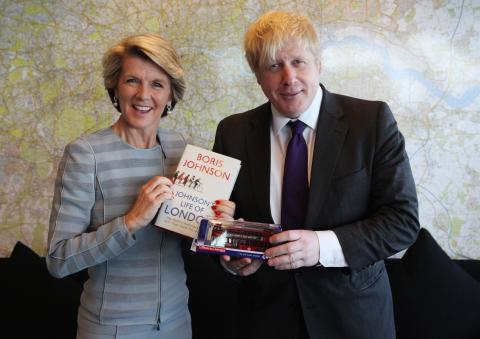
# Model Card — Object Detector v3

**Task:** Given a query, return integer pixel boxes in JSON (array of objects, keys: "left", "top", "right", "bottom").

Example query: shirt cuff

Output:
[{"left": 315, "top": 230, "right": 348, "bottom": 267}]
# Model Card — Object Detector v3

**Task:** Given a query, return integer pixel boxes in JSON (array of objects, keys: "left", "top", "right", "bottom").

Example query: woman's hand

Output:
[
  {"left": 211, "top": 199, "right": 236, "bottom": 220},
  {"left": 125, "top": 176, "right": 173, "bottom": 233}
]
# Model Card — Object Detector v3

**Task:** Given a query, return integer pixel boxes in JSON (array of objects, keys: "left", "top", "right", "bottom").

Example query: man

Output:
[{"left": 213, "top": 11, "right": 419, "bottom": 339}]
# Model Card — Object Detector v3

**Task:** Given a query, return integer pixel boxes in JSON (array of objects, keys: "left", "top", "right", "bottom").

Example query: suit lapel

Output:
[
  {"left": 305, "top": 86, "right": 348, "bottom": 229},
  {"left": 246, "top": 104, "right": 274, "bottom": 223}
]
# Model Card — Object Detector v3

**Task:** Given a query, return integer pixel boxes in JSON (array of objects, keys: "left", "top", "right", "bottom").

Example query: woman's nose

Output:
[{"left": 136, "top": 84, "right": 149, "bottom": 99}]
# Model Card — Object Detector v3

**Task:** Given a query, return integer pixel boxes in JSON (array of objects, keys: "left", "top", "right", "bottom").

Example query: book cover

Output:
[
  {"left": 192, "top": 218, "right": 282, "bottom": 260},
  {"left": 154, "top": 144, "right": 241, "bottom": 238}
]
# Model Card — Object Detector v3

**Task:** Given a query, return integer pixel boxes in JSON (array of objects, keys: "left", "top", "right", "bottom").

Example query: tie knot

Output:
[{"left": 288, "top": 120, "right": 306, "bottom": 136}]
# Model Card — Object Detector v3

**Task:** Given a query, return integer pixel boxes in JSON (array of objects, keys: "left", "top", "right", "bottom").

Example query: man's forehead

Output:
[{"left": 267, "top": 41, "right": 315, "bottom": 61}]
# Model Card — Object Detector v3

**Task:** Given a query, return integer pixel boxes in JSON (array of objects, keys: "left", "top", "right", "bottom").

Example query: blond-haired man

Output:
[{"left": 213, "top": 11, "right": 419, "bottom": 339}]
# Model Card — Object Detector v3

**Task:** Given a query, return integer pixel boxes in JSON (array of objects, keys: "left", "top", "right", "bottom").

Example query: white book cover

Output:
[{"left": 154, "top": 144, "right": 241, "bottom": 238}]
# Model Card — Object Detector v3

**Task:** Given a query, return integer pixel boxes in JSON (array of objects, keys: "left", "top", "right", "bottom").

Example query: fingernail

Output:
[
  {"left": 215, "top": 200, "right": 220, "bottom": 204},
  {"left": 215, "top": 211, "right": 221, "bottom": 216},
  {"left": 211, "top": 205, "right": 217, "bottom": 210}
]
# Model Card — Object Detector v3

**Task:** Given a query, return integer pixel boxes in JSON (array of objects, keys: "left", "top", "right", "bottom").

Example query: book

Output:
[
  {"left": 192, "top": 218, "right": 282, "bottom": 260},
  {"left": 154, "top": 144, "right": 241, "bottom": 238}
]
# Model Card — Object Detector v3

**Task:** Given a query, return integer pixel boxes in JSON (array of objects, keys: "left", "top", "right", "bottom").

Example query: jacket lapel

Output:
[
  {"left": 246, "top": 104, "right": 274, "bottom": 223},
  {"left": 305, "top": 86, "right": 348, "bottom": 229}
]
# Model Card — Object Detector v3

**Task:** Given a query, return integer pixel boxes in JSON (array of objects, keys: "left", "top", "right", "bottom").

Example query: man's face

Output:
[{"left": 255, "top": 39, "right": 321, "bottom": 118}]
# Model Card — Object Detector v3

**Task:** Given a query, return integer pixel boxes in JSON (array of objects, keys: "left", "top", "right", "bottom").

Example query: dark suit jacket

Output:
[{"left": 211, "top": 85, "right": 420, "bottom": 339}]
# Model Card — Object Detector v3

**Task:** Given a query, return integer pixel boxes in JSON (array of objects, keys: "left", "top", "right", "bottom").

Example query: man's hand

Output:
[
  {"left": 220, "top": 255, "right": 262, "bottom": 276},
  {"left": 264, "top": 230, "right": 320, "bottom": 270}
]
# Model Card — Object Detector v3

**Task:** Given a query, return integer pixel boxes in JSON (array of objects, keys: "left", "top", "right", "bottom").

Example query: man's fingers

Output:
[
  {"left": 269, "top": 230, "right": 301, "bottom": 244},
  {"left": 220, "top": 255, "right": 231, "bottom": 262},
  {"left": 237, "top": 259, "right": 262, "bottom": 276},
  {"left": 265, "top": 238, "right": 301, "bottom": 258}
]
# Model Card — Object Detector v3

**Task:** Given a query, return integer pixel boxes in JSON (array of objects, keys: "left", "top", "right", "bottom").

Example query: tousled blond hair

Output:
[
  {"left": 244, "top": 11, "right": 321, "bottom": 72},
  {"left": 102, "top": 34, "right": 185, "bottom": 115}
]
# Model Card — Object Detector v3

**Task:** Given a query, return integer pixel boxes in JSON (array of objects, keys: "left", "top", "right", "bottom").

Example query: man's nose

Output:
[{"left": 282, "top": 65, "right": 296, "bottom": 85}]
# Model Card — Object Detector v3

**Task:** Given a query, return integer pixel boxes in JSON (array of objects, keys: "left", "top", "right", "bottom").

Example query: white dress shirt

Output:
[{"left": 270, "top": 86, "right": 348, "bottom": 267}]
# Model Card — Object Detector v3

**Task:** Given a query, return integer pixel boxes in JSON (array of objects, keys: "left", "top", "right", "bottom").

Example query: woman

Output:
[{"left": 46, "top": 34, "right": 234, "bottom": 339}]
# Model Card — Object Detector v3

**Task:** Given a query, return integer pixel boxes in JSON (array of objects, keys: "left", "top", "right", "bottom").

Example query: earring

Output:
[
  {"left": 113, "top": 96, "right": 119, "bottom": 107},
  {"left": 166, "top": 104, "right": 172, "bottom": 115}
]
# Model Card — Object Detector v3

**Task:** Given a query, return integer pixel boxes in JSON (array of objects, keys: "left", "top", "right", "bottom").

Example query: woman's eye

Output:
[
  {"left": 126, "top": 78, "right": 138, "bottom": 84},
  {"left": 152, "top": 82, "right": 164, "bottom": 88}
]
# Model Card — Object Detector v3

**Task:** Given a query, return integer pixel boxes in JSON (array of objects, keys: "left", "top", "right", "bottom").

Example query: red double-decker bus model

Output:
[
  {"left": 207, "top": 221, "right": 280, "bottom": 252},
  {"left": 195, "top": 219, "right": 282, "bottom": 259}
]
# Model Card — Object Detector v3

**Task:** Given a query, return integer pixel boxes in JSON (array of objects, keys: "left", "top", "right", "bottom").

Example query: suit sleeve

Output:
[
  {"left": 333, "top": 103, "right": 420, "bottom": 269},
  {"left": 212, "top": 120, "right": 226, "bottom": 154}
]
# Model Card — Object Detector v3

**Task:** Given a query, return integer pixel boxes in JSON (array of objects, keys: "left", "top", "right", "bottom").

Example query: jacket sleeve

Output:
[
  {"left": 46, "top": 138, "right": 135, "bottom": 278},
  {"left": 333, "top": 103, "right": 420, "bottom": 269}
]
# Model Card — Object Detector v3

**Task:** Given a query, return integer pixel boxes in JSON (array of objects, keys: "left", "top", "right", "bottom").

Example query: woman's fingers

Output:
[
  {"left": 212, "top": 199, "right": 236, "bottom": 219},
  {"left": 125, "top": 176, "right": 174, "bottom": 233}
]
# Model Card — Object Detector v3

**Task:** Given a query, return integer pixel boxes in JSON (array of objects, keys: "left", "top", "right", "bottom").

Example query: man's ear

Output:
[
  {"left": 316, "top": 57, "right": 322, "bottom": 73},
  {"left": 254, "top": 70, "right": 262, "bottom": 85}
]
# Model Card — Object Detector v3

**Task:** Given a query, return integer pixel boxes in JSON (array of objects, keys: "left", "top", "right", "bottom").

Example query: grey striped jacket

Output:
[{"left": 46, "top": 127, "right": 191, "bottom": 331}]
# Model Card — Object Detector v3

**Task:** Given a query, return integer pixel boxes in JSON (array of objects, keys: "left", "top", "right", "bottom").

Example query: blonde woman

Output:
[{"left": 47, "top": 34, "right": 234, "bottom": 339}]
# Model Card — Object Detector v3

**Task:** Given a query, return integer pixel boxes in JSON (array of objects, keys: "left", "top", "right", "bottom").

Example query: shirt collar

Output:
[{"left": 271, "top": 85, "right": 323, "bottom": 135}]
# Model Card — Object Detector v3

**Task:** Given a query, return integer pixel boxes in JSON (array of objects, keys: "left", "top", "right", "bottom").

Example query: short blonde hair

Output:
[
  {"left": 244, "top": 11, "right": 321, "bottom": 72},
  {"left": 102, "top": 34, "right": 185, "bottom": 115}
]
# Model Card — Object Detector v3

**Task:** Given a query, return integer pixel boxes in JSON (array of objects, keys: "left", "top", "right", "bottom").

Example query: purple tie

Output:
[{"left": 281, "top": 120, "right": 309, "bottom": 230}]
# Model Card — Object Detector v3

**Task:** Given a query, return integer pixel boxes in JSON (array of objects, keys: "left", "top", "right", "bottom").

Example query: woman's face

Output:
[{"left": 115, "top": 55, "right": 172, "bottom": 132}]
